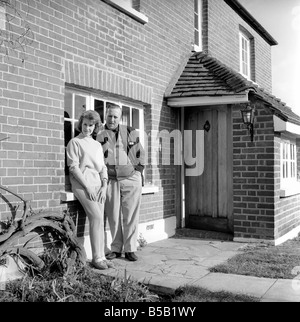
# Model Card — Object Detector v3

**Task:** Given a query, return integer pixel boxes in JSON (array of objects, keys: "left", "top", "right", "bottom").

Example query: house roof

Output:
[
  {"left": 224, "top": 0, "right": 278, "bottom": 46},
  {"left": 166, "top": 52, "right": 300, "bottom": 126}
]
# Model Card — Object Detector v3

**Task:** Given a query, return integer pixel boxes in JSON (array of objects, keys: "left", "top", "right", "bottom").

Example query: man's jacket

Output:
[{"left": 97, "top": 124, "right": 145, "bottom": 185}]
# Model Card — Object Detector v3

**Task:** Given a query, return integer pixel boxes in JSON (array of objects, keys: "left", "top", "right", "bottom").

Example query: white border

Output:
[{"left": 79, "top": 216, "right": 176, "bottom": 259}]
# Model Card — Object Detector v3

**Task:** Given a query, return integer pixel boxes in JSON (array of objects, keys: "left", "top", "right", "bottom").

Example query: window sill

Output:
[
  {"left": 103, "top": 0, "right": 148, "bottom": 24},
  {"left": 280, "top": 183, "right": 300, "bottom": 198},
  {"left": 60, "top": 185, "right": 159, "bottom": 202},
  {"left": 142, "top": 185, "right": 159, "bottom": 195},
  {"left": 193, "top": 44, "right": 202, "bottom": 53}
]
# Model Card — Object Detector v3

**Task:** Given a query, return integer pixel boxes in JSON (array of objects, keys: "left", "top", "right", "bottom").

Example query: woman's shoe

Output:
[
  {"left": 105, "top": 260, "right": 115, "bottom": 269},
  {"left": 91, "top": 259, "right": 108, "bottom": 270}
]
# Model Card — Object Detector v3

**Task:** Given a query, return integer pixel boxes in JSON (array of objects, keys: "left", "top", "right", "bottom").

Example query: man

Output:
[{"left": 98, "top": 103, "right": 145, "bottom": 262}]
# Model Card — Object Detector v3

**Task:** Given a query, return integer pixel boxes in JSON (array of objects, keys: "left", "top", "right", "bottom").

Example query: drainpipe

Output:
[{"left": 181, "top": 106, "right": 186, "bottom": 228}]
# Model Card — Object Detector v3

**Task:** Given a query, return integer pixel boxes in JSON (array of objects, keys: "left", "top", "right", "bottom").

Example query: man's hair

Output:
[{"left": 106, "top": 103, "right": 122, "bottom": 115}]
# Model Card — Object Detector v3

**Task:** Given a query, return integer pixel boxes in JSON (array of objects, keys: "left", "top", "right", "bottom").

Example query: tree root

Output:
[{"left": 0, "top": 184, "right": 86, "bottom": 277}]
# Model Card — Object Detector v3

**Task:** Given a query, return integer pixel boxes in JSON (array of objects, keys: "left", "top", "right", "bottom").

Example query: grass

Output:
[
  {"left": 0, "top": 262, "right": 259, "bottom": 302},
  {"left": 210, "top": 236, "right": 300, "bottom": 279},
  {"left": 0, "top": 256, "right": 259, "bottom": 302},
  {"left": 3, "top": 233, "right": 299, "bottom": 302},
  {"left": 0, "top": 265, "right": 160, "bottom": 302},
  {"left": 0, "top": 268, "right": 259, "bottom": 303},
  {"left": 167, "top": 286, "right": 259, "bottom": 302}
]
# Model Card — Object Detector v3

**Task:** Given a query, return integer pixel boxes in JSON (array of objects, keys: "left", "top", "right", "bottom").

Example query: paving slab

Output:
[
  {"left": 262, "top": 279, "right": 300, "bottom": 302},
  {"left": 95, "top": 235, "right": 300, "bottom": 302},
  {"left": 192, "top": 273, "right": 276, "bottom": 299}
]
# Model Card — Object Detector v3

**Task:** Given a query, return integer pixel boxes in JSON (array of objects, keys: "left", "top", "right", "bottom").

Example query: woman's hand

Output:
[
  {"left": 97, "top": 186, "right": 107, "bottom": 204},
  {"left": 85, "top": 186, "right": 97, "bottom": 201}
]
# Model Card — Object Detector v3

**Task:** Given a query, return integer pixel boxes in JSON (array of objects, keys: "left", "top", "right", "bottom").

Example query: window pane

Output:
[
  {"left": 132, "top": 0, "right": 140, "bottom": 11},
  {"left": 64, "top": 120, "right": 72, "bottom": 147},
  {"left": 240, "top": 33, "right": 250, "bottom": 78},
  {"left": 75, "top": 95, "right": 86, "bottom": 119},
  {"left": 291, "top": 145, "right": 295, "bottom": 160},
  {"left": 132, "top": 108, "right": 140, "bottom": 129},
  {"left": 194, "top": 13, "right": 199, "bottom": 30},
  {"left": 194, "top": 0, "right": 198, "bottom": 12},
  {"left": 122, "top": 0, "right": 132, "bottom": 7},
  {"left": 122, "top": 106, "right": 130, "bottom": 126},
  {"left": 107, "top": 101, "right": 120, "bottom": 109},
  {"left": 194, "top": 0, "right": 202, "bottom": 50},
  {"left": 0, "top": 7, "right": 6, "bottom": 31},
  {"left": 94, "top": 99, "right": 104, "bottom": 123},
  {"left": 194, "top": 30, "right": 199, "bottom": 46},
  {"left": 243, "top": 38, "right": 247, "bottom": 51},
  {"left": 284, "top": 162, "right": 287, "bottom": 178},
  {"left": 64, "top": 92, "right": 72, "bottom": 119}
]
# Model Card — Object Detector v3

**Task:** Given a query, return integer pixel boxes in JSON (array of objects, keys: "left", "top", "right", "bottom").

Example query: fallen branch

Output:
[
  {"left": 5, "top": 246, "right": 45, "bottom": 271},
  {"left": 0, "top": 185, "right": 86, "bottom": 277}
]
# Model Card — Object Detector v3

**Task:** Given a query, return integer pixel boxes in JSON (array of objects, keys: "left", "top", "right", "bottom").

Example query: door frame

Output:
[{"left": 178, "top": 105, "right": 234, "bottom": 233}]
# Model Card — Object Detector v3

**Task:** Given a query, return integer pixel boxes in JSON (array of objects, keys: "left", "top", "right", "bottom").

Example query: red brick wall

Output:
[
  {"left": 274, "top": 136, "right": 300, "bottom": 240},
  {"left": 232, "top": 101, "right": 276, "bottom": 241},
  {"left": 0, "top": 0, "right": 194, "bottom": 229},
  {"left": 206, "top": 0, "right": 273, "bottom": 93}
]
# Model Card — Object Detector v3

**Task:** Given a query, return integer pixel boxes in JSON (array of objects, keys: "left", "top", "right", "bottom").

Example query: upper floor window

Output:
[
  {"left": 194, "top": 0, "right": 203, "bottom": 52},
  {"left": 103, "top": 0, "right": 148, "bottom": 24},
  {"left": 0, "top": 5, "right": 6, "bottom": 30},
  {"left": 239, "top": 31, "right": 251, "bottom": 80}
]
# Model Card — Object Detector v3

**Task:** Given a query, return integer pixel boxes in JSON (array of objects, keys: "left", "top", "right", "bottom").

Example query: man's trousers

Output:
[{"left": 105, "top": 171, "right": 142, "bottom": 253}]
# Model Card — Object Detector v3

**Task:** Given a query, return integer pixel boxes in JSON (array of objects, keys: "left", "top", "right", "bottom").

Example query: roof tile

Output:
[{"left": 167, "top": 52, "right": 300, "bottom": 125}]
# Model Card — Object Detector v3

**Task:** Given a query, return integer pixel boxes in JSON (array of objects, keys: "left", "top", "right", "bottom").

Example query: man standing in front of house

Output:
[{"left": 98, "top": 103, "right": 145, "bottom": 262}]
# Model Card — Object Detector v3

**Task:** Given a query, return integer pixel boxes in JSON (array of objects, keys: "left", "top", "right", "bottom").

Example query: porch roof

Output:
[{"left": 166, "top": 52, "right": 300, "bottom": 126}]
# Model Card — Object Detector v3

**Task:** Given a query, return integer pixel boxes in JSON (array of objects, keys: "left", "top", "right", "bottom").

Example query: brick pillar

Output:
[{"left": 232, "top": 101, "right": 275, "bottom": 242}]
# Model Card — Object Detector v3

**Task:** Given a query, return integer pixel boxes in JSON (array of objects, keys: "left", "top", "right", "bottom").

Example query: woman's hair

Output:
[{"left": 76, "top": 110, "right": 102, "bottom": 135}]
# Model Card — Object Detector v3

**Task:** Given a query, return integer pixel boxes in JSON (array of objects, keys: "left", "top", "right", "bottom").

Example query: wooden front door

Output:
[{"left": 184, "top": 105, "right": 233, "bottom": 233}]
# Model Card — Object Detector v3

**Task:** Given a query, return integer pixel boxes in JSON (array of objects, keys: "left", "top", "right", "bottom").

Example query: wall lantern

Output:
[{"left": 241, "top": 104, "right": 255, "bottom": 142}]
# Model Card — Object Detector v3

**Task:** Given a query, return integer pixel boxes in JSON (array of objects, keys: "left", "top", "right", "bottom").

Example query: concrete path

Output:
[{"left": 98, "top": 237, "right": 300, "bottom": 302}]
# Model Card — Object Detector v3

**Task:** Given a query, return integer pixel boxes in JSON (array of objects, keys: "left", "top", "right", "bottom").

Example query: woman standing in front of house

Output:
[{"left": 66, "top": 110, "right": 113, "bottom": 270}]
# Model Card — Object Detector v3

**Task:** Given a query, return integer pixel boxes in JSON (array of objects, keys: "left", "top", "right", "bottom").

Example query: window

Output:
[
  {"left": 239, "top": 31, "right": 251, "bottom": 79},
  {"left": 0, "top": 5, "right": 5, "bottom": 30},
  {"left": 102, "top": 0, "right": 148, "bottom": 24},
  {"left": 280, "top": 138, "right": 300, "bottom": 197},
  {"left": 194, "top": 0, "right": 203, "bottom": 52},
  {"left": 64, "top": 88, "right": 145, "bottom": 189},
  {"left": 281, "top": 140, "right": 297, "bottom": 182}
]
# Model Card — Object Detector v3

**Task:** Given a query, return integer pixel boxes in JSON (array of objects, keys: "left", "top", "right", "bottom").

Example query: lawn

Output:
[
  {"left": 209, "top": 236, "right": 300, "bottom": 279},
  {"left": 168, "top": 286, "right": 259, "bottom": 302}
]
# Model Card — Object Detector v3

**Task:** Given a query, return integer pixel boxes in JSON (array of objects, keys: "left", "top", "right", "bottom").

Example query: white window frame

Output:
[
  {"left": 102, "top": 0, "right": 148, "bottom": 24},
  {"left": 61, "top": 87, "right": 157, "bottom": 201},
  {"left": 0, "top": 6, "right": 5, "bottom": 30},
  {"left": 239, "top": 32, "right": 251, "bottom": 80},
  {"left": 280, "top": 137, "right": 300, "bottom": 197},
  {"left": 64, "top": 88, "right": 145, "bottom": 141},
  {"left": 193, "top": 0, "right": 203, "bottom": 52}
]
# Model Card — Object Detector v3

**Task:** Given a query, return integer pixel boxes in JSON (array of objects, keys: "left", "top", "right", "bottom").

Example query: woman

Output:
[{"left": 66, "top": 110, "right": 113, "bottom": 270}]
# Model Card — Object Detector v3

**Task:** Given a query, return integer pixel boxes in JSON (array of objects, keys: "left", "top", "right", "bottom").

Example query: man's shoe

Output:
[
  {"left": 125, "top": 252, "right": 138, "bottom": 262},
  {"left": 105, "top": 252, "right": 122, "bottom": 260}
]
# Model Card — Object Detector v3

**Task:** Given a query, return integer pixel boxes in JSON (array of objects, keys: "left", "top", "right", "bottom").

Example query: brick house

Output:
[{"left": 0, "top": 0, "right": 300, "bottom": 258}]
